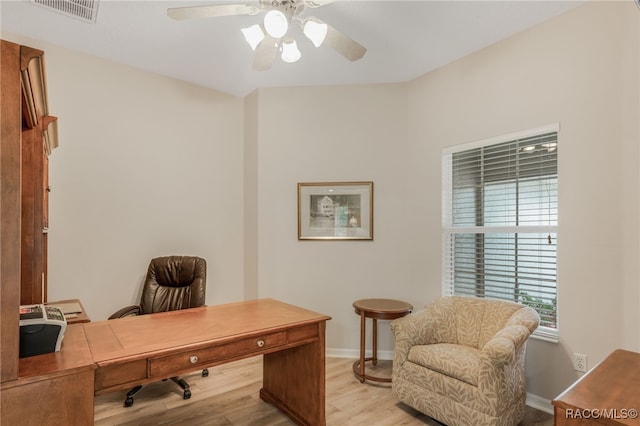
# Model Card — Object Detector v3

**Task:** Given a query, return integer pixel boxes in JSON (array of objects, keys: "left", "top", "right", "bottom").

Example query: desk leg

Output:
[{"left": 261, "top": 321, "right": 326, "bottom": 426}]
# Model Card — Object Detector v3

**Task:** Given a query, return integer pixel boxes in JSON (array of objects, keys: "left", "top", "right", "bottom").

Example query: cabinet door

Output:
[
  {"left": 20, "top": 126, "right": 46, "bottom": 304},
  {"left": 20, "top": 45, "right": 50, "bottom": 305},
  {"left": 43, "top": 149, "right": 49, "bottom": 299}
]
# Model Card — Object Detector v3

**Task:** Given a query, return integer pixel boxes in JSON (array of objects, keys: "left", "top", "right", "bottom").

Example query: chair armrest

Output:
[
  {"left": 481, "top": 324, "right": 532, "bottom": 367},
  {"left": 391, "top": 312, "right": 433, "bottom": 346},
  {"left": 108, "top": 305, "right": 142, "bottom": 319},
  {"left": 391, "top": 309, "right": 445, "bottom": 369},
  {"left": 391, "top": 313, "right": 421, "bottom": 368},
  {"left": 481, "top": 306, "right": 539, "bottom": 367}
]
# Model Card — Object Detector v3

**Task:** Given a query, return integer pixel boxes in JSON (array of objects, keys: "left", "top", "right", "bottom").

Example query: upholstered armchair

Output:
[
  {"left": 390, "top": 296, "right": 540, "bottom": 426},
  {"left": 109, "top": 255, "right": 207, "bottom": 407}
]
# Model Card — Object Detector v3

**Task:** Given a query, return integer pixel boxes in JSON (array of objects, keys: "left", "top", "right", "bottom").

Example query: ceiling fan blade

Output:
[
  {"left": 253, "top": 36, "right": 278, "bottom": 71},
  {"left": 167, "top": 4, "right": 259, "bottom": 21},
  {"left": 305, "top": 0, "right": 336, "bottom": 8},
  {"left": 323, "top": 24, "right": 366, "bottom": 62}
]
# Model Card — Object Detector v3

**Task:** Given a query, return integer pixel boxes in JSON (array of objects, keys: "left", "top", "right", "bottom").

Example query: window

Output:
[{"left": 442, "top": 125, "right": 558, "bottom": 341}]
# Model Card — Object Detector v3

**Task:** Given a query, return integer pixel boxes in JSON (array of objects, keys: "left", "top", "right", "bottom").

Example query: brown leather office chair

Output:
[{"left": 109, "top": 255, "right": 208, "bottom": 407}]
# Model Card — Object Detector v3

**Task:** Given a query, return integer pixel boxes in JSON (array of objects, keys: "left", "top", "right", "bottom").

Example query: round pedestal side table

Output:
[{"left": 352, "top": 298, "right": 413, "bottom": 383}]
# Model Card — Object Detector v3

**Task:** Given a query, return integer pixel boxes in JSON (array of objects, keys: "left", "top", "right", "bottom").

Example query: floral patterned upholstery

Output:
[{"left": 390, "top": 296, "right": 540, "bottom": 426}]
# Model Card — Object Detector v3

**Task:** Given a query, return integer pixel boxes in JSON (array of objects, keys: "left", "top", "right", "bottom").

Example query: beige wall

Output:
[
  {"left": 249, "top": 0, "right": 639, "bottom": 402},
  {"left": 244, "top": 91, "right": 259, "bottom": 300},
  {"left": 252, "top": 84, "right": 414, "bottom": 353},
  {"left": 404, "top": 1, "right": 639, "bottom": 399},
  {"left": 2, "top": 0, "right": 638, "bottom": 407},
  {"left": 1, "top": 33, "right": 246, "bottom": 321}
]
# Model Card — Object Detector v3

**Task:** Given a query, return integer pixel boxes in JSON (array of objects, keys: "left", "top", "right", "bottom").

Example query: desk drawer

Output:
[
  {"left": 95, "top": 359, "right": 147, "bottom": 391},
  {"left": 149, "top": 331, "right": 287, "bottom": 377}
]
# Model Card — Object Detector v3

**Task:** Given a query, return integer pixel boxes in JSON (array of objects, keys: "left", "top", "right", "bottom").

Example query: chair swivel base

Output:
[
  {"left": 124, "top": 385, "right": 143, "bottom": 407},
  {"left": 123, "top": 376, "right": 193, "bottom": 407},
  {"left": 122, "top": 369, "right": 209, "bottom": 407}
]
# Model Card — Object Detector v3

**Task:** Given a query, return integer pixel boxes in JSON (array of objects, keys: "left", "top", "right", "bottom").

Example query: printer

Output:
[{"left": 19, "top": 304, "right": 67, "bottom": 358}]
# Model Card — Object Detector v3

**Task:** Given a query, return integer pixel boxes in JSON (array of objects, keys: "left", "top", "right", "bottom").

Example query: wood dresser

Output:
[
  {"left": 552, "top": 349, "right": 640, "bottom": 425},
  {"left": 1, "top": 298, "right": 331, "bottom": 426}
]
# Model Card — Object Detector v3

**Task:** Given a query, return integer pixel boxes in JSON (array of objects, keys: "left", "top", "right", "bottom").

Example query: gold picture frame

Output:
[{"left": 298, "top": 181, "right": 373, "bottom": 240}]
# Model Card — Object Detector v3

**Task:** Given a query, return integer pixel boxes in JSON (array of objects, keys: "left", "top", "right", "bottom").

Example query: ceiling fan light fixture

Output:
[
  {"left": 166, "top": 1, "right": 367, "bottom": 70},
  {"left": 241, "top": 24, "right": 265, "bottom": 50},
  {"left": 264, "top": 9, "right": 288, "bottom": 39},
  {"left": 281, "top": 39, "right": 301, "bottom": 63},
  {"left": 303, "top": 18, "right": 328, "bottom": 47}
]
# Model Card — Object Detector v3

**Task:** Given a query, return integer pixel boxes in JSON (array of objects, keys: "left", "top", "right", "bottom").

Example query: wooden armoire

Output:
[
  {"left": 1, "top": 39, "right": 95, "bottom": 425},
  {"left": 1, "top": 41, "right": 99, "bottom": 426},
  {"left": 1, "top": 38, "right": 58, "bottom": 384}
]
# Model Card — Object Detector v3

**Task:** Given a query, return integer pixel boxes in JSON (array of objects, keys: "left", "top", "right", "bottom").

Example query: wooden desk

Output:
[
  {"left": 86, "top": 298, "right": 331, "bottom": 425},
  {"left": 2, "top": 298, "right": 331, "bottom": 426},
  {"left": 1, "top": 324, "right": 96, "bottom": 425},
  {"left": 2, "top": 299, "right": 94, "bottom": 424},
  {"left": 552, "top": 349, "right": 640, "bottom": 425}
]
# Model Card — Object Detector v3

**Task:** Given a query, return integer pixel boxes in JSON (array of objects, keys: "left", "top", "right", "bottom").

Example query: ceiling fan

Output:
[{"left": 167, "top": 0, "right": 366, "bottom": 71}]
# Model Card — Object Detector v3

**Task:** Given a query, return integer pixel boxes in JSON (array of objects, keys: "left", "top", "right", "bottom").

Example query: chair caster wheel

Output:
[
  {"left": 124, "top": 397, "right": 134, "bottom": 407},
  {"left": 183, "top": 390, "right": 191, "bottom": 400},
  {"left": 202, "top": 369, "right": 209, "bottom": 377}
]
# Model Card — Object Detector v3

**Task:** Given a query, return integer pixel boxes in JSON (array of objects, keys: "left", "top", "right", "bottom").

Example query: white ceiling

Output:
[{"left": 1, "top": 0, "right": 582, "bottom": 97}]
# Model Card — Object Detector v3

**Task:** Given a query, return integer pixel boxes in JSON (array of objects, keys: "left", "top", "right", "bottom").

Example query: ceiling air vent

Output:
[{"left": 31, "top": 0, "right": 99, "bottom": 24}]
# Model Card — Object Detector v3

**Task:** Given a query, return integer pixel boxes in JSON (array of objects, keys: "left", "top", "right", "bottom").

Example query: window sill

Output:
[{"left": 531, "top": 327, "right": 559, "bottom": 343}]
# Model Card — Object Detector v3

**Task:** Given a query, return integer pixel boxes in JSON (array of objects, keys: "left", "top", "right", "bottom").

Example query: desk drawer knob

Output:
[
  {"left": 256, "top": 339, "right": 265, "bottom": 348},
  {"left": 189, "top": 355, "right": 199, "bottom": 364}
]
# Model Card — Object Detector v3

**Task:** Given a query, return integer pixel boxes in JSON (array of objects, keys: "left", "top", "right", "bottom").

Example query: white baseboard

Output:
[
  {"left": 526, "top": 393, "right": 553, "bottom": 414},
  {"left": 327, "top": 347, "right": 394, "bottom": 360},
  {"left": 326, "top": 348, "right": 554, "bottom": 415}
]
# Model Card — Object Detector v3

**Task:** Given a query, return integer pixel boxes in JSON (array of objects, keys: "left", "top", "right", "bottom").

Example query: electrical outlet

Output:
[{"left": 573, "top": 353, "right": 587, "bottom": 373}]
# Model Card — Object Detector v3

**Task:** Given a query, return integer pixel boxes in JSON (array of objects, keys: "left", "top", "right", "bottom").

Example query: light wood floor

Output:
[{"left": 94, "top": 356, "right": 553, "bottom": 426}]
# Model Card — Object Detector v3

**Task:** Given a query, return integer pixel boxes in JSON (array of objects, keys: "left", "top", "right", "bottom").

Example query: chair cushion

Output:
[{"left": 407, "top": 343, "right": 481, "bottom": 386}]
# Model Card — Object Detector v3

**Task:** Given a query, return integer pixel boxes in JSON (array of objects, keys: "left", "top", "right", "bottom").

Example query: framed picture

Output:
[{"left": 298, "top": 181, "right": 373, "bottom": 240}]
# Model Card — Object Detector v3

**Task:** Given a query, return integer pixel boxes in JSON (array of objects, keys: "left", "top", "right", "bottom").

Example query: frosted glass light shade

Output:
[
  {"left": 281, "top": 39, "right": 301, "bottom": 63},
  {"left": 303, "top": 18, "right": 328, "bottom": 47},
  {"left": 264, "top": 10, "right": 288, "bottom": 39},
  {"left": 241, "top": 24, "right": 265, "bottom": 50}
]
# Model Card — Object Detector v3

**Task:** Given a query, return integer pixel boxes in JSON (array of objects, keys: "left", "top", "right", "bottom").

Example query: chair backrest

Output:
[
  {"left": 451, "top": 296, "right": 524, "bottom": 349},
  {"left": 429, "top": 296, "right": 530, "bottom": 349},
  {"left": 139, "top": 256, "right": 206, "bottom": 314}
]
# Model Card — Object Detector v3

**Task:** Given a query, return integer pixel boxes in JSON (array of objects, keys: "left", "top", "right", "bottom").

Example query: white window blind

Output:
[{"left": 442, "top": 126, "right": 559, "bottom": 341}]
